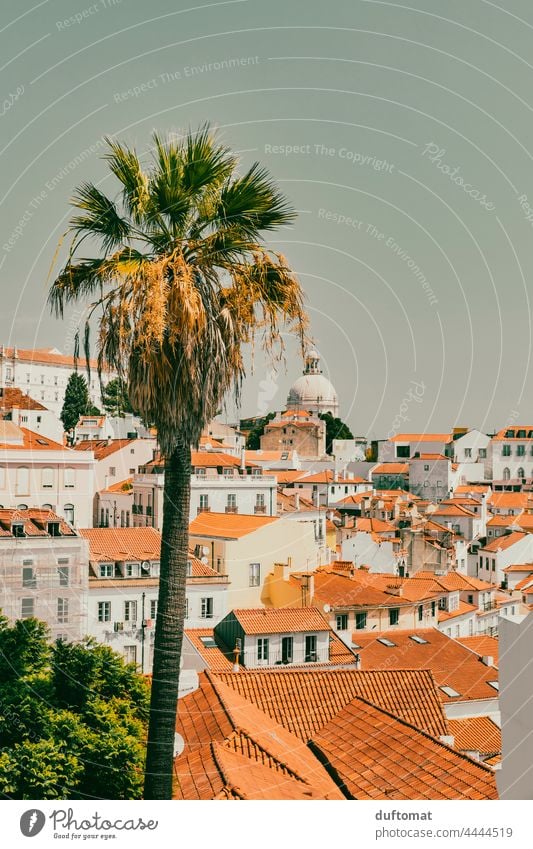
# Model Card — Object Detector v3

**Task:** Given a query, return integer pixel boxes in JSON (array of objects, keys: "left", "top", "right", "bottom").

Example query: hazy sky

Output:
[{"left": 2, "top": 0, "right": 533, "bottom": 438}]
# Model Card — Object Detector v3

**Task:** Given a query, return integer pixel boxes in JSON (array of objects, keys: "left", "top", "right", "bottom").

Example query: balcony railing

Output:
[
  {"left": 254, "top": 504, "right": 267, "bottom": 514},
  {"left": 239, "top": 647, "right": 330, "bottom": 667},
  {"left": 197, "top": 506, "right": 211, "bottom": 515},
  {"left": 482, "top": 600, "right": 499, "bottom": 612},
  {"left": 225, "top": 505, "right": 238, "bottom": 514}
]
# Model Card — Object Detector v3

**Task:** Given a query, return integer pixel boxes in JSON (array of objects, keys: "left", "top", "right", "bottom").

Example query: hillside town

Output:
[{"left": 1, "top": 343, "right": 532, "bottom": 800}]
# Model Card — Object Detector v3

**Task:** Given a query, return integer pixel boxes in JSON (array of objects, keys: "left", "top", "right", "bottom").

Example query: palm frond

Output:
[
  {"left": 103, "top": 138, "right": 151, "bottom": 224},
  {"left": 70, "top": 183, "right": 131, "bottom": 252},
  {"left": 216, "top": 162, "right": 296, "bottom": 236}
]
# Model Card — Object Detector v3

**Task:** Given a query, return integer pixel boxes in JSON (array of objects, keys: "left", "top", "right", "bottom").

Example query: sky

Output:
[{"left": 1, "top": 0, "right": 533, "bottom": 438}]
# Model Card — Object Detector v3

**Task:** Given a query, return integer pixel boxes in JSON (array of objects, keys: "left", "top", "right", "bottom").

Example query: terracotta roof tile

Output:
[
  {"left": 371, "top": 463, "right": 409, "bottom": 475},
  {"left": 391, "top": 433, "right": 452, "bottom": 443},
  {"left": 189, "top": 511, "right": 278, "bottom": 539},
  {"left": 232, "top": 607, "right": 330, "bottom": 634},
  {"left": 353, "top": 629, "right": 498, "bottom": 702},
  {"left": 214, "top": 667, "right": 448, "bottom": 739},
  {"left": 0, "top": 387, "right": 48, "bottom": 411},
  {"left": 311, "top": 697, "right": 497, "bottom": 800},
  {"left": 0, "top": 426, "right": 67, "bottom": 452},
  {"left": 448, "top": 716, "right": 501, "bottom": 756},
  {"left": 438, "top": 600, "right": 477, "bottom": 621},
  {"left": 74, "top": 438, "right": 140, "bottom": 460},
  {"left": 79, "top": 526, "right": 161, "bottom": 561},
  {"left": 0, "top": 346, "right": 102, "bottom": 369},
  {"left": 482, "top": 531, "right": 528, "bottom": 552}
]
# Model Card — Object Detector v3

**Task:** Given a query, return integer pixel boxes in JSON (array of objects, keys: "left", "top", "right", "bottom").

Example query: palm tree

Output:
[{"left": 48, "top": 125, "right": 308, "bottom": 799}]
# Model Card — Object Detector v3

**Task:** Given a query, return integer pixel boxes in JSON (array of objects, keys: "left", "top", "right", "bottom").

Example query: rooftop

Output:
[
  {"left": 231, "top": 607, "right": 330, "bottom": 635},
  {"left": 0, "top": 508, "right": 76, "bottom": 538},
  {"left": 189, "top": 511, "right": 279, "bottom": 540},
  {"left": 391, "top": 433, "right": 452, "bottom": 443},
  {"left": 74, "top": 438, "right": 143, "bottom": 460},
  {"left": 448, "top": 716, "right": 501, "bottom": 757},
  {"left": 79, "top": 526, "right": 161, "bottom": 562},
  {"left": 0, "top": 387, "right": 47, "bottom": 412}
]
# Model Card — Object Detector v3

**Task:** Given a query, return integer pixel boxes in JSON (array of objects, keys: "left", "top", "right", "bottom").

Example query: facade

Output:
[
  {"left": 0, "top": 508, "right": 88, "bottom": 641},
  {"left": 75, "top": 413, "right": 153, "bottom": 442},
  {"left": 452, "top": 429, "right": 491, "bottom": 476},
  {"left": 82, "top": 526, "right": 229, "bottom": 671},
  {"left": 490, "top": 426, "right": 533, "bottom": 484},
  {"left": 475, "top": 531, "right": 533, "bottom": 587},
  {"left": 0, "top": 422, "right": 95, "bottom": 527},
  {"left": 409, "top": 454, "right": 454, "bottom": 502},
  {"left": 260, "top": 410, "right": 326, "bottom": 459},
  {"left": 96, "top": 478, "right": 133, "bottom": 528},
  {"left": 294, "top": 469, "right": 371, "bottom": 507},
  {"left": 188, "top": 511, "right": 323, "bottom": 608},
  {"left": 286, "top": 349, "right": 339, "bottom": 417},
  {"left": 0, "top": 387, "right": 63, "bottom": 443},
  {"left": 0, "top": 345, "right": 112, "bottom": 417},
  {"left": 133, "top": 451, "right": 277, "bottom": 528},
  {"left": 378, "top": 432, "right": 453, "bottom": 463},
  {"left": 74, "top": 437, "right": 157, "bottom": 494}
]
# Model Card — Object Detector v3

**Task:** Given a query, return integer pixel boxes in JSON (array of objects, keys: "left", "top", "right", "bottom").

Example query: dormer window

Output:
[
  {"left": 99, "top": 563, "right": 114, "bottom": 578},
  {"left": 48, "top": 522, "right": 61, "bottom": 537},
  {"left": 12, "top": 523, "right": 25, "bottom": 538}
]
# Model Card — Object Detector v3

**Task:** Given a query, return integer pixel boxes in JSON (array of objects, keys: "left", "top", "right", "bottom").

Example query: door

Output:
[{"left": 281, "top": 636, "right": 293, "bottom": 664}]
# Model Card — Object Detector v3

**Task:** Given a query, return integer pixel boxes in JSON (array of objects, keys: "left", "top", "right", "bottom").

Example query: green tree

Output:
[
  {"left": 48, "top": 125, "right": 308, "bottom": 798},
  {"left": 0, "top": 619, "right": 149, "bottom": 800},
  {"left": 60, "top": 372, "right": 99, "bottom": 433},
  {"left": 245, "top": 411, "right": 275, "bottom": 449},
  {"left": 319, "top": 412, "right": 354, "bottom": 455},
  {"left": 102, "top": 377, "right": 135, "bottom": 416}
]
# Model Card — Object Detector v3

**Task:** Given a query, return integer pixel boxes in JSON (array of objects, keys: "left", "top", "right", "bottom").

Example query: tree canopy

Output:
[
  {"left": 319, "top": 412, "right": 354, "bottom": 454},
  {"left": 60, "top": 372, "right": 99, "bottom": 433},
  {"left": 0, "top": 616, "right": 149, "bottom": 800},
  {"left": 244, "top": 412, "right": 276, "bottom": 449},
  {"left": 101, "top": 377, "right": 135, "bottom": 417}
]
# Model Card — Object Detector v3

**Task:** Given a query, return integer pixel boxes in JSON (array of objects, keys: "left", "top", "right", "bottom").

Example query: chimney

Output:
[
  {"left": 439, "top": 735, "right": 455, "bottom": 747},
  {"left": 240, "top": 444, "right": 246, "bottom": 471},
  {"left": 354, "top": 652, "right": 361, "bottom": 670},
  {"left": 294, "top": 492, "right": 300, "bottom": 510},
  {"left": 480, "top": 655, "right": 495, "bottom": 667}
]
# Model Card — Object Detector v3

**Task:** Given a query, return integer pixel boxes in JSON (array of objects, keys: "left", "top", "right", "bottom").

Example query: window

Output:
[
  {"left": 281, "top": 636, "right": 293, "bottom": 663},
  {"left": 257, "top": 638, "right": 269, "bottom": 663},
  {"left": 396, "top": 445, "right": 410, "bottom": 458},
  {"left": 355, "top": 611, "right": 367, "bottom": 630},
  {"left": 98, "top": 601, "right": 111, "bottom": 622},
  {"left": 255, "top": 493, "right": 265, "bottom": 506},
  {"left": 64, "top": 468, "right": 75, "bottom": 488},
  {"left": 464, "top": 448, "right": 472, "bottom": 458},
  {"left": 517, "top": 445, "right": 526, "bottom": 457},
  {"left": 124, "top": 601, "right": 137, "bottom": 622},
  {"left": 99, "top": 563, "right": 114, "bottom": 578},
  {"left": 431, "top": 601, "right": 436, "bottom": 616},
  {"left": 40, "top": 374, "right": 44, "bottom": 384},
  {"left": 150, "top": 599, "right": 158, "bottom": 619},
  {"left": 492, "top": 559, "right": 496, "bottom": 572},
  {"left": 63, "top": 504, "right": 74, "bottom": 524},
  {"left": 12, "top": 523, "right": 25, "bottom": 538},
  {"left": 123, "top": 645, "right": 137, "bottom": 665},
  {"left": 195, "top": 467, "right": 206, "bottom": 476},
  {"left": 249, "top": 563, "right": 260, "bottom": 587},
  {"left": 57, "top": 598, "right": 69, "bottom": 624},
  {"left": 424, "top": 464, "right": 430, "bottom": 472},
  {"left": 199, "top": 494, "right": 209, "bottom": 510},
  {"left": 16, "top": 467, "right": 29, "bottom": 496},
  {"left": 305, "top": 635, "right": 317, "bottom": 662},
  {"left": 22, "top": 567, "right": 36, "bottom": 588},
  {"left": 185, "top": 598, "right": 189, "bottom": 619},
  {"left": 109, "top": 466, "right": 116, "bottom": 477},
  {"left": 440, "top": 685, "right": 461, "bottom": 698},
  {"left": 336, "top": 613, "right": 348, "bottom": 630},
  {"left": 58, "top": 566, "right": 69, "bottom": 587},
  {"left": 517, "top": 467, "right": 525, "bottom": 479},
  {"left": 418, "top": 604, "right": 423, "bottom": 622},
  {"left": 479, "top": 448, "right": 487, "bottom": 458},
  {"left": 409, "top": 635, "right": 428, "bottom": 644},
  {"left": 377, "top": 637, "right": 396, "bottom": 647},
  {"left": 125, "top": 562, "right": 139, "bottom": 577},
  {"left": 227, "top": 493, "right": 237, "bottom": 507},
  {"left": 389, "top": 608, "right": 400, "bottom": 626},
  {"left": 130, "top": 447, "right": 135, "bottom": 454},
  {"left": 200, "top": 597, "right": 214, "bottom": 619},
  {"left": 26, "top": 373, "right": 30, "bottom": 382},
  {"left": 223, "top": 468, "right": 234, "bottom": 477},
  {"left": 467, "top": 594, "right": 474, "bottom": 605},
  {"left": 502, "top": 445, "right": 511, "bottom": 456},
  {"left": 503, "top": 468, "right": 510, "bottom": 481},
  {"left": 21, "top": 598, "right": 34, "bottom": 618},
  {"left": 42, "top": 467, "right": 54, "bottom": 488}
]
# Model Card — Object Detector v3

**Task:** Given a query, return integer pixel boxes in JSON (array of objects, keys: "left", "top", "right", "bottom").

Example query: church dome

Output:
[{"left": 286, "top": 350, "right": 339, "bottom": 417}]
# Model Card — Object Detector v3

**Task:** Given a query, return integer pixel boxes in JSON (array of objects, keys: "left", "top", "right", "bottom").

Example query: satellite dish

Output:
[
  {"left": 202, "top": 546, "right": 209, "bottom": 556},
  {"left": 323, "top": 604, "right": 331, "bottom": 613},
  {"left": 173, "top": 733, "right": 185, "bottom": 757}
]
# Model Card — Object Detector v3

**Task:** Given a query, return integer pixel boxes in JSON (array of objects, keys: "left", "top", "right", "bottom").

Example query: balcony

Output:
[
  {"left": 482, "top": 600, "right": 499, "bottom": 612},
  {"left": 197, "top": 506, "right": 211, "bottom": 515},
  {"left": 254, "top": 504, "right": 267, "bottom": 514},
  {"left": 145, "top": 506, "right": 152, "bottom": 517},
  {"left": 241, "top": 647, "right": 330, "bottom": 668},
  {"left": 225, "top": 505, "right": 238, "bottom": 514}
]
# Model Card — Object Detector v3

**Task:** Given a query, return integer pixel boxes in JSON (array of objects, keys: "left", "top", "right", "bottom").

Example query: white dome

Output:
[{"left": 287, "top": 374, "right": 339, "bottom": 416}]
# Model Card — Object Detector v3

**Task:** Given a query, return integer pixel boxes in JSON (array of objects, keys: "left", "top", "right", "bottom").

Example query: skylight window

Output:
[
  {"left": 36, "top": 438, "right": 49, "bottom": 445},
  {"left": 377, "top": 638, "right": 396, "bottom": 647},
  {"left": 199, "top": 636, "right": 217, "bottom": 648},
  {"left": 440, "top": 685, "right": 461, "bottom": 698},
  {"left": 409, "top": 635, "right": 429, "bottom": 644},
  {"left": 488, "top": 681, "right": 499, "bottom": 691}
]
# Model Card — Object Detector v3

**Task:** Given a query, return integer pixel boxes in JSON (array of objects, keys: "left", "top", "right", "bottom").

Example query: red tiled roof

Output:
[
  {"left": 438, "top": 600, "right": 478, "bottom": 622},
  {"left": 214, "top": 667, "right": 448, "bottom": 739},
  {"left": 0, "top": 426, "right": 67, "bottom": 452},
  {"left": 488, "top": 492, "right": 531, "bottom": 509},
  {"left": 492, "top": 427, "right": 533, "bottom": 440},
  {"left": 372, "top": 463, "right": 409, "bottom": 474},
  {"left": 0, "top": 387, "right": 47, "bottom": 411},
  {"left": 189, "top": 511, "right": 278, "bottom": 539},
  {"left": 456, "top": 635, "right": 499, "bottom": 665},
  {"left": 391, "top": 433, "right": 452, "bottom": 443},
  {"left": 448, "top": 716, "right": 501, "bottom": 756},
  {"left": 0, "top": 346, "right": 103, "bottom": 369},
  {"left": 232, "top": 607, "right": 330, "bottom": 634},
  {"left": 79, "top": 526, "right": 161, "bottom": 561},
  {"left": 74, "top": 438, "right": 139, "bottom": 460},
  {"left": 502, "top": 563, "right": 533, "bottom": 573},
  {"left": 482, "top": 531, "right": 528, "bottom": 552},
  {"left": 353, "top": 629, "right": 498, "bottom": 702},
  {"left": 0, "top": 508, "right": 76, "bottom": 538},
  {"left": 311, "top": 698, "right": 497, "bottom": 800}
]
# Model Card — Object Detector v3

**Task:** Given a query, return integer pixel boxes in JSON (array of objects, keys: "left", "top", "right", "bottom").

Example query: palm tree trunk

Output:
[{"left": 143, "top": 438, "right": 191, "bottom": 799}]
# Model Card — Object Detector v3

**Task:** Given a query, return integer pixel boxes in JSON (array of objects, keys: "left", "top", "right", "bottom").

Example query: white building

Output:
[
  {"left": 378, "top": 432, "right": 453, "bottom": 463},
  {"left": 490, "top": 425, "right": 533, "bottom": 484},
  {"left": 474, "top": 531, "right": 533, "bottom": 587},
  {"left": 75, "top": 413, "right": 153, "bottom": 442},
  {"left": 0, "top": 346, "right": 112, "bottom": 418},
  {"left": 0, "top": 507, "right": 89, "bottom": 641},
  {"left": 82, "top": 526, "right": 229, "bottom": 672},
  {"left": 294, "top": 469, "right": 371, "bottom": 507},
  {"left": 74, "top": 437, "right": 157, "bottom": 495},
  {"left": 133, "top": 451, "right": 277, "bottom": 528},
  {"left": 452, "top": 429, "right": 491, "bottom": 475},
  {"left": 0, "top": 422, "right": 95, "bottom": 527},
  {"left": 0, "top": 387, "right": 63, "bottom": 443}
]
